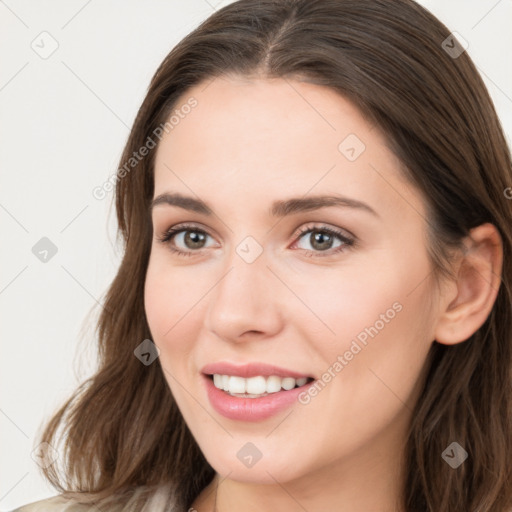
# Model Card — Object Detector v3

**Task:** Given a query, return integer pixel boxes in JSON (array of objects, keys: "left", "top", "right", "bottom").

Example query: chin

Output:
[{"left": 200, "top": 443, "right": 307, "bottom": 484}]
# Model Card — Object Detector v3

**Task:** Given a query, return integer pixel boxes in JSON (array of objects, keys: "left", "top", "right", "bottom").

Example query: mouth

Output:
[
  {"left": 201, "top": 363, "right": 317, "bottom": 421},
  {"left": 200, "top": 361, "right": 317, "bottom": 421},
  {"left": 205, "top": 373, "right": 315, "bottom": 398}
]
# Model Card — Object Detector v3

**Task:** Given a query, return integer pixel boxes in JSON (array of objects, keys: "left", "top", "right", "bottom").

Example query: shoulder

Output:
[
  {"left": 10, "top": 495, "right": 95, "bottom": 512},
  {"left": 10, "top": 485, "right": 182, "bottom": 512}
]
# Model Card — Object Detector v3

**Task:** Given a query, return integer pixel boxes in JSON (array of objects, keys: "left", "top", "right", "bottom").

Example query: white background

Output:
[{"left": 1, "top": 1, "right": 511, "bottom": 509}]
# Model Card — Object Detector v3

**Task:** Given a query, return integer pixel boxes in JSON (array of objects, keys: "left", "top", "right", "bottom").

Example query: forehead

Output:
[
  {"left": 152, "top": 76, "right": 423, "bottom": 221},
  {"left": 155, "top": 75, "right": 376, "bottom": 165}
]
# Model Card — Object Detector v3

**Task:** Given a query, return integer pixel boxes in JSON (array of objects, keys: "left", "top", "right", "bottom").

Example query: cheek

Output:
[
  {"left": 144, "top": 256, "right": 199, "bottom": 339},
  {"left": 144, "top": 257, "right": 209, "bottom": 382},
  {"left": 291, "top": 281, "right": 434, "bottom": 462},
  {"left": 310, "top": 248, "right": 435, "bottom": 418},
  {"left": 301, "top": 239, "right": 434, "bottom": 381},
  {"left": 144, "top": 262, "right": 197, "bottom": 408},
  {"left": 282, "top": 256, "right": 411, "bottom": 351},
  {"left": 144, "top": 265, "right": 171, "bottom": 340}
]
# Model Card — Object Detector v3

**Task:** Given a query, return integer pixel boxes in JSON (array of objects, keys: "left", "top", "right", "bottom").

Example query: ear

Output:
[{"left": 434, "top": 223, "right": 503, "bottom": 345}]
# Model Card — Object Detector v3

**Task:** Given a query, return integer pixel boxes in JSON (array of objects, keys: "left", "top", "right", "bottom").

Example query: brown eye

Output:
[
  {"left": 180, "top": 230, "right": 208, "bottom": 250},
  {"left": 293, "top": 225, "right": 355, "bottom": 257},
  {"left": 156, "top": 223, "right": 215, "bottom": 257}
]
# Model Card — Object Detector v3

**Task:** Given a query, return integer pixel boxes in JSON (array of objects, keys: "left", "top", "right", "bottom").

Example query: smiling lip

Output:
[
  {"left": 200, "top": 362, "right": 315, "bottom": 422},
  {"left": 200, "top": 361, "right": 313, "bottom": 379},
  {"left": 202, "top": 374, "right": 314, "bottom": 421}
]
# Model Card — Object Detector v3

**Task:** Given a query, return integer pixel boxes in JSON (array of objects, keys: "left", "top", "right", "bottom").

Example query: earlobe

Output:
[{"left": 434, "top": 223, "right": 503, "bottom": 346}]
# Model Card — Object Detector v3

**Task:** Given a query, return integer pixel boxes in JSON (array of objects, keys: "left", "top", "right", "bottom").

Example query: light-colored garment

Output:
[
  {"left": 10, "top": 486, "right": 181, "bottom": 512},
  {"left": 9, "top": 495, "right": 95, "bottom": 512}
]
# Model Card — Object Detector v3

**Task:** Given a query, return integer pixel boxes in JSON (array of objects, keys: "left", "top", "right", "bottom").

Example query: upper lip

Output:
[{"left": 201, "top": 361, "right": 314, "bottom": 379}]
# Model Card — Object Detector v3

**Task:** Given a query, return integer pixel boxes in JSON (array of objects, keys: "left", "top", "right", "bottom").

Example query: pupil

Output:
[
  {"left": 186, "top": 231, "right": 205, "bottom": 248},
  {"left": 312, "top": 231, "right": 332, "bottom": 250}
]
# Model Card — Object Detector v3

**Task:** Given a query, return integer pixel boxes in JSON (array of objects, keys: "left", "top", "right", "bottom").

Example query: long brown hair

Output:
[{"left": 36, "top": 1, "right": 512, "bottom": 510}]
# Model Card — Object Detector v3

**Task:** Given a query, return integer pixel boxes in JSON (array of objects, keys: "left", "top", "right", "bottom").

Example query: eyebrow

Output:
[{"left": 150, "top": 192, "right": 379, "bottom": 218}]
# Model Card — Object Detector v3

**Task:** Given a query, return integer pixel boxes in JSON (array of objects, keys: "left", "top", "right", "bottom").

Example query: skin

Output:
[{"left": 144, "top": 75, "right": 503, "bottom": 512}]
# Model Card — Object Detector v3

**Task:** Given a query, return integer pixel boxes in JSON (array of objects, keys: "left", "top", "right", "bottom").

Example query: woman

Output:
[{"left": 14, "top": 0, "right": 512, "bottom": 510}]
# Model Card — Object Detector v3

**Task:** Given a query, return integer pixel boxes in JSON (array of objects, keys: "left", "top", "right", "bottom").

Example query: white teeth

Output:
[
  {"left": 213, "top": 374, "right": 223, "bottom": 388},
  {"left": 266, "top": 375, "right": 282, "bottom": 393},
  {"left": 211, "top": 374, "right": 311, "bottom": 396},
  {"left": 281, "top": 377, "right": 296, "bottom": 390},
  {"left": 228, "top": 376, "right": 246, "bottom": 394},
  {"left": 246, "top": 376, "right": 267, "bottom": 394}
]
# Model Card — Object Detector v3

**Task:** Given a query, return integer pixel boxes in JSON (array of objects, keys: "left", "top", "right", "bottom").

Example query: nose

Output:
[{"left": 204, "top": 252, "right": 285, "bottom": 343}]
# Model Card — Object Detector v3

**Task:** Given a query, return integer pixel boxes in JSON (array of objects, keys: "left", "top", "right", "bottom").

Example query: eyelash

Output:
[{"left": 156, "top": 222, "right": 355, "bottom": 258}]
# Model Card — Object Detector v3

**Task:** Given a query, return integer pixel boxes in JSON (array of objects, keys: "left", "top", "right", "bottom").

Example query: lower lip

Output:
[{"left": 203, "top": 374, "right": 314, "bottom": 422}]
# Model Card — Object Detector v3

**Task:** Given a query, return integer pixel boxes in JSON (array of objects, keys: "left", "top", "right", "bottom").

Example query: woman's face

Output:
[{"left": 144, "top": 75, "right": 441, "bottom": 483}]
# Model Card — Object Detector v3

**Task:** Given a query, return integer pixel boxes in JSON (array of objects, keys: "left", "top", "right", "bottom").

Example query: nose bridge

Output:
[{"left": 205, "top": 244, "right": 283, "bottom": 340}]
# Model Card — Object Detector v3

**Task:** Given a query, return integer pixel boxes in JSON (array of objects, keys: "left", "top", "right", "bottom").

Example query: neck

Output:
[{"left": 194, "top": 436, "right": 406, "bottom": 512}]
